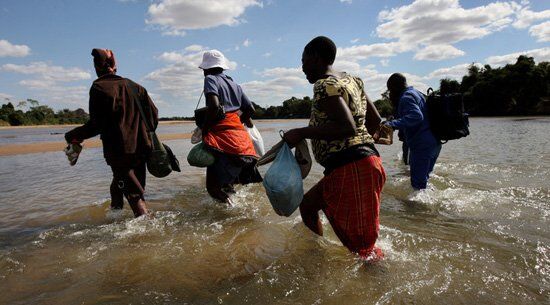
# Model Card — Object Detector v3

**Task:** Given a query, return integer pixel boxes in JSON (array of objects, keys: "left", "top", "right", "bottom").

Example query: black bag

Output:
[
  {"left": 426, "top": 88, "right": 470, "bottom": 143},
  {"left": 193, "top": 91, "right": 225, "bottom": 128},
  {"left": 128, "top": 81, "right": 180, "bottom": 178}
]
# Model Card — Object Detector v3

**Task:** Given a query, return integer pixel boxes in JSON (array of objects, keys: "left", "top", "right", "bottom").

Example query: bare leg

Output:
[
  {"left": 206, "top": 167, "right": 231, "bottom": 205},
  {"left": 299, "top": 182, "right": 326, "bottom": 236},
  {"left": 128, "top": 195, "right": 149, "bottom": 217}
]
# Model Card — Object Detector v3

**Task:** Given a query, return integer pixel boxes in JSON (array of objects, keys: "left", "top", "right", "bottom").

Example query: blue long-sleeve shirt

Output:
[{"left": 388, "top": 87, "right": 438, "bottom": 149}]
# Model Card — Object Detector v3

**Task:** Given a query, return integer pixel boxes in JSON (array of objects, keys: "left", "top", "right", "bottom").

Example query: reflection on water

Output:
[{"left": 0, "top": 118, "right": 549, "bottom": 304}]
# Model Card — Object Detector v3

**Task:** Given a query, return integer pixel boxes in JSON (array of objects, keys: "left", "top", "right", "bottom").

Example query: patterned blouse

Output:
[{"left": 309, "top": 73, "right": 374, "bottom": 165}]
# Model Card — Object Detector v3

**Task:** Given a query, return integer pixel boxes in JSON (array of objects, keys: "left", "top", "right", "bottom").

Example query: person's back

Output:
[
  {"left": 198, "top": 50, "right": 261, "bottom": 205},
  {"left": 385, "top": 73, "right": 441, "bottom": 190},
  {"left": 83, "top": 74, "right": 158, "bottom": 165},
  {"left": 64, "top": 48, "right": 158, "bottom": 217},
  {"left": 397, "top": 87, "right": 437, "bottom": 149},
  {"left": 309, "top": 73, "right": 375, "bottom": 171},
  {"left": 204, "top": 73, "right": 252, "bottom": 113}
]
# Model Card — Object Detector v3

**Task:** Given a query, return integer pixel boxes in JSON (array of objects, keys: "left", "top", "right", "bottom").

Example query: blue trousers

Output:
[{"left": 408, "top": 144, "right": 441, "bottom": 190}]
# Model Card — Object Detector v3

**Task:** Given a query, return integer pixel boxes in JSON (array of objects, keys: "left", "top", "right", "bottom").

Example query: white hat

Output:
[{"left": 198, "top": 50, "right": 230, "bottom": 70}]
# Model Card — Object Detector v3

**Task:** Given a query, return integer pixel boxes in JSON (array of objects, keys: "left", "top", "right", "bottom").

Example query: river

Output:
[{"left": 0, "top": 117, "right": 548, "bottom": 304}]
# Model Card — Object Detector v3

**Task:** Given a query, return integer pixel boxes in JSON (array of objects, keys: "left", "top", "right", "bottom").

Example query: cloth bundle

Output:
[{"left": 63, "top": 143, "right": 82, "bottom": 166}]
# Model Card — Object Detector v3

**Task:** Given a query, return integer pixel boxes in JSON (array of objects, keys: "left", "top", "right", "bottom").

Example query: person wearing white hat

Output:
[{"left": 197, "top": 50, "right": 262, "bottom": 205}]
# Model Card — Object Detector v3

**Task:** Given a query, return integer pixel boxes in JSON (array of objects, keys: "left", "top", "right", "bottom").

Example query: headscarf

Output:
[{"left": 91, "top": 48, "right": 117, "bottom": 75}]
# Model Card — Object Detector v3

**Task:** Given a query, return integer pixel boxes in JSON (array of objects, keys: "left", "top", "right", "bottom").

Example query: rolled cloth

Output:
[
  {"left": 92, "top": 48, "right": 117, "bottom": 75},
  {"left": 202, "top": 112, "right": 257, "bottom": 157}
]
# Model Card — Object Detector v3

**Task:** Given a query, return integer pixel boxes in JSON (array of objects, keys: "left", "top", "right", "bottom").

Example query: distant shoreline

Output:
[
  {"left": 0, "top": 119, "right": 305, "bottom": 130},
  {"left": 0, "top": 127, "right": 277, "bottom": 156}
]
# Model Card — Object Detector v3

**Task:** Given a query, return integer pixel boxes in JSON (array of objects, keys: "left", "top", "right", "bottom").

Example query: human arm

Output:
[
  {"left": 64, "top": 86, "right": 102, "bottom": 143},
  {"left": 284, "top": 95, "right": 356, "bottom": 146},
  {"left": 239, "top": 88, "right": 254, "bottom": 128},
  {"left": 386, "top": 94, "right": 423, "bottom": 130},
  {"left": 202, "top": 93, "right": 223, "bottom": 133},
  {"left": 201, "top": 75, "right": 224, "bottom": 133},
  {"left": 365, "top": 93, "right": 382, "bottom": 136}
]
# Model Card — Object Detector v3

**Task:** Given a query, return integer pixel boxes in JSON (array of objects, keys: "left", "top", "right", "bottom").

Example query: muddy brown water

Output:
[{"left": 0, "top": 118, "right": 548, "bottom": 304}]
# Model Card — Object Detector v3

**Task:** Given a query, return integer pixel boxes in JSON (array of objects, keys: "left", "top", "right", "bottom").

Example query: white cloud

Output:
[
  {"left": 425, "top": 63, "right": 483, "bottom": 80},
  {"left": 529, "top": 21, "right": 550, "bottom": 42},
  {"left": 0, "top": 61, "right": 92, "bottom": 107},
  {"left": 157, "top": 51, "right": 187, "bottom": 63},
  {"left": 376, "top": 0, "right": 519, "bottom": 60},
  {"left": 0, "top": 92, "right": 12, "bottom": 101},
  {"left": 262, "top": 52, "right": 272, "bottom": 58},
  {"left": 377, "top": 0, "right": 517, "bottom": 43},
  {"left": 145, "top": 48, "right": 237, "bottom": 104},
  {"left": 260, "top": 67, "right": 302, "bottom": 78},
  {"left": 243, "top": 39, "right": 251, "bottom": 47},
  {"left": 1, "top": 62, "right": 91, "bottom": 82},
  {"left": 0, "top": 40, "right": 31, "bottom": 57},
  {"left": 161, "top": 29, "right": 186, "bottom": 37},
  {"left": 513, "top": 5, "right": 550, "bottom": 29},
  {"left": 340, "top": 0, "right": 352, "bottom": 4},
  {"left": 333, "top": 60, "right": 363, "bottom": 75},
  {"left": 380, "top": 59, "right": 390, "bottom": 67},
  {"left": 350, "top": 38, "right": 359, "bottom": 44},
  {"left": 414, "top": 44, "right": 465, "bottom": 61},
  {"left": 147, "top": 0, "right": 261, "bottom": 36},
  {"left": 241, "top": 67, "right": 309, "bottom": 105},
  {"left": 185, "top": 44, "right": 205, "bottom": 52},
  {"left": 337, "top": 42, "right": 405, "bottom": 62},
  {"left": 359, "top": 66, "right": 429, "bottom": 100},
  {"left": 424, "top": 47, "right": 550, "bottom": 82},
  {"left": 485, "top": 47, "right": 550, "bottom": 66}
]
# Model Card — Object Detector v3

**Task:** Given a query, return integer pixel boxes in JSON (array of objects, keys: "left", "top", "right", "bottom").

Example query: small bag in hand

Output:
[
  {"left": 187, "top": 142, "right": 215, "bottom": 167},
  {"left": 128, "top": 81, "right": 180, "bottom": 178},
  {"left": 63, "top": 143, "right": 82, "bottom": 166},
  {"left": 193, "top": 92, "right": 226, "bottom": 128}
]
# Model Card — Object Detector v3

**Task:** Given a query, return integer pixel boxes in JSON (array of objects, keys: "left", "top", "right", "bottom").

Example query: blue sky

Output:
[{"left": 0, "top": 0, "right": 549, "bottom": 116}]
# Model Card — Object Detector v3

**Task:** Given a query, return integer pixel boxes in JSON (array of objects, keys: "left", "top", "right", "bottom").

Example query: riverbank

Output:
[
  {"left": 0, "top": 119, "right": 305, "bottom": 130},
  {"left": 0, "top": 133, "right": 193, "bottom": 156},
  {"left": 0, "top": 126, "right": 278, "bottom": 156},
  {"left": 0, "top": 120, "right": 196, "bottom": 130}
]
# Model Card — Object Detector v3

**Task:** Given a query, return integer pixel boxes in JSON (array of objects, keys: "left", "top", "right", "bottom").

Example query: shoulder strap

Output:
[
  {"left": 195, "top": 91, "right": 204, "bottom": 110},
  {"left": 126, "top": 79, "right": 154, "bottom": 132}
]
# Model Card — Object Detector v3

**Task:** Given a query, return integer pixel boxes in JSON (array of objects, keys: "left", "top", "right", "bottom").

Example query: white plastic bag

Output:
[
  {"left": 262, "top": 143, "right": 303, "bottom": 216},
  {"left": 191, "top": 127, "right": 202, "bottom": 144},
  {"left": 246, "top": 125, "right": 265, "bottom": 156}
]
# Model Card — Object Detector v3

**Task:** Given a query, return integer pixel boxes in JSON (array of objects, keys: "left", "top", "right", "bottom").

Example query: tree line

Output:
[
  {"left": 0, "top": 99, "right": 88, "bottom": 126},
  {"left": 374, "top": 55, "right": 550, "bottom": 117},
  {"left": 1, "top": 55, "right": 547, "bottom": 126}
]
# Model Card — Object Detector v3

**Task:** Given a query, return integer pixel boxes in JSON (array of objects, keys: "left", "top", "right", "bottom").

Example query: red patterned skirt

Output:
[{"left": 320, "top": 155, "right": 386, "bottom": 260}]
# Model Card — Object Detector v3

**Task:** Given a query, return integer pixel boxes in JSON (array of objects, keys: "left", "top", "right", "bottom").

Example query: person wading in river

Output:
[
  {"left": 198, "top": 50, "right": 262, "bottom": 205},
  {"left": 284, "top": 36, "right": 386, "bottom": 260},
  {"left": 65, "top": 49, "right": 158, "bottom": 217},
  {"left": 379, "top": 73, "right": 441, "bottom": 190}
]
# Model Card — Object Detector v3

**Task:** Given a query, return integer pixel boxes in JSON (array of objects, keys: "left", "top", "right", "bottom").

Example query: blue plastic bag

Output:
[{"left": 262, "top": 142, "right": 304, "bottom": 216}]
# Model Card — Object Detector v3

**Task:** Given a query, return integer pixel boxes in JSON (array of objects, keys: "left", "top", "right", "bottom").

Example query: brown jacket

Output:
[{"left": 65, "top": 74, "right": 158, "bottom": 166}]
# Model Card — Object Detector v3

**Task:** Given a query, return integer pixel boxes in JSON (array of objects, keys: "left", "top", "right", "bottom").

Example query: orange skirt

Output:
[
  {"left": 320, "top": 155, "right": 386, "bottom": 260},
  {"left": 203, "top": 112, "right": 257, "bottom": 157}
]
